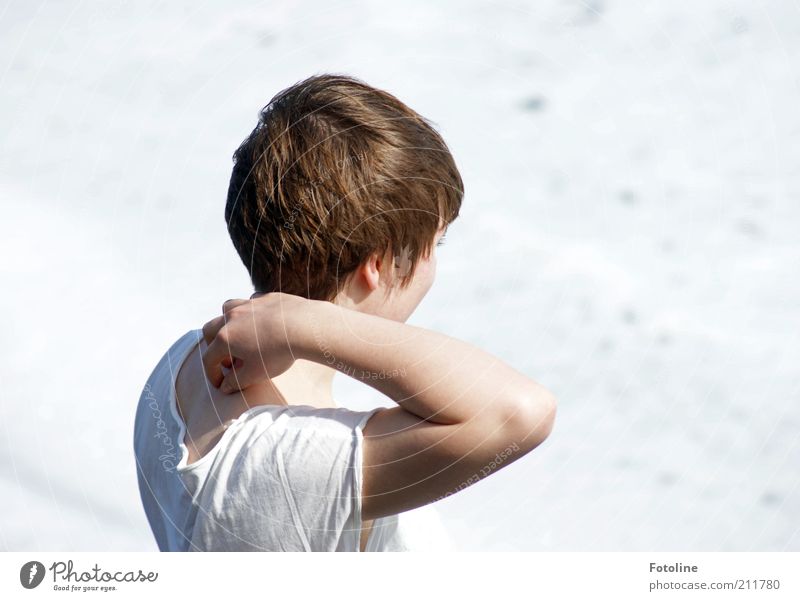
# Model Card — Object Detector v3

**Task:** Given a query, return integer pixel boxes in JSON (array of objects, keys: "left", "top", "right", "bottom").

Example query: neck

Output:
[{"left": 267, "top": 359, "right": 338, "bottom": 409}]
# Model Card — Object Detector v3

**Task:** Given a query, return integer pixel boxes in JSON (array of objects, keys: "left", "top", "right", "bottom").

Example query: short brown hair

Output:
[{"left": 225, "top": 73, "right": 464, "bottom": 301}]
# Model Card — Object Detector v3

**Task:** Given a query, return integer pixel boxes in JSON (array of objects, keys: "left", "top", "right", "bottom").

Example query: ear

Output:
[{"left": 358, "top": 250, "right": 383, "bottom": 292}]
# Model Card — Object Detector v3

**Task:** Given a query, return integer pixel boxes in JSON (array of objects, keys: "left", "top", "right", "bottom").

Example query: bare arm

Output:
[{"left": 202, "top": 292, "right": 557, "bottom": 519}]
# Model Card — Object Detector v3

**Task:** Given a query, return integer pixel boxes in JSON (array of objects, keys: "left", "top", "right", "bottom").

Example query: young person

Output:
[{"left": 134, "top": 73, "right": 557, "bottom": 551}]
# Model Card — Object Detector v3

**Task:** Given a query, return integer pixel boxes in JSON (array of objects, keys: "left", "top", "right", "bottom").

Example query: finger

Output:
[
  {"left": 202, "top": 314, "right": 226, "bottom": 345},
  {"left": 220, "top": 373, "right": 237, "bottom": 394},
  {"left": 219, "top": 356, "right": 241, "bottom": 370},
  {"left": 222, "top": 298, "right": 250, "bottom": 315},
  {"left": 202, "top": 335, "right": 230, "bottom": 388},
  {"left": 220, "top": 362, "right": 252, "bottom": 394}
]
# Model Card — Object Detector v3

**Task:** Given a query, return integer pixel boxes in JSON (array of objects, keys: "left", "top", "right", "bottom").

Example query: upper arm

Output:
[{"left": 360, "top": 399, "right": 556, "bottom": 521}]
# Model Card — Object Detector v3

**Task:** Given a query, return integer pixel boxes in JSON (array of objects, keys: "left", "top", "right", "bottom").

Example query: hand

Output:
[{"left": 201, "top": 292, "right": 310, "bottom": 393}]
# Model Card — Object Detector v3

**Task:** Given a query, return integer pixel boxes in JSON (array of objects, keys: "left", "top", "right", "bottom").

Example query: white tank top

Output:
[{"left": 133, "top": 329, "right": 453, "bottom": 551}]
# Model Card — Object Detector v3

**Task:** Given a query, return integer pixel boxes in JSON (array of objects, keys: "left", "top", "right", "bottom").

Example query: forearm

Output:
[{"left": 294, "top": 300, "right": 553, "bottom": 425}]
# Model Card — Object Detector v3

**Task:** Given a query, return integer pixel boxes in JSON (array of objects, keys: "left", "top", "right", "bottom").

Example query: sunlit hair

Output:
[{"left": 225, "top": 73, "right": 464, "bottom": 301}]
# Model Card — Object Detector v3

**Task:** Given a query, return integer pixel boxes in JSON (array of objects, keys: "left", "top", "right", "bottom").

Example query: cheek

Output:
[
  {"left": 389, "top": 257, "right": 435, "bottom": 322},
  {"left": 416, "top": 254, "right": 436, "bottom": 296},
  {"left": 426, "top": 255, "right": 437, "bottom": 290}
]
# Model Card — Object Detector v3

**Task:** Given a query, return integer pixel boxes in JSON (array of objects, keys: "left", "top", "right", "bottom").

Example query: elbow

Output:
[{"left": 504, "top": 389, "right": 558, "bottom": 451}]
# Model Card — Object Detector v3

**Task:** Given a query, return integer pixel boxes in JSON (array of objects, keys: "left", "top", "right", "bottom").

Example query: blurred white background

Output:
[{"left": 1, "top": 0, "right": 798, "bottom": 551}]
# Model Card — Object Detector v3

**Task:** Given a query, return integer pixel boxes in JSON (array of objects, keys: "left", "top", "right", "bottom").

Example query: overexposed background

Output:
[{"left": 1, "top": 0, "right": 798, "bottom": 551}]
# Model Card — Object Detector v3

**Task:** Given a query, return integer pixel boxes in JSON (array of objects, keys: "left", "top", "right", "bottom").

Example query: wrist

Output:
[{"left": 288, "top": 298, "right": 334, "bottom": 363}]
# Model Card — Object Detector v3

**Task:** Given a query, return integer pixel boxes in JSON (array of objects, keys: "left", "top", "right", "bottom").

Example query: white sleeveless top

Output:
[{"left": 133, "top": 329, "right": 452, "bottom": 551}]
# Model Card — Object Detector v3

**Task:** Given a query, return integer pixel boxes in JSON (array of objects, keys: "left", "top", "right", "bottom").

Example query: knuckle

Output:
[{"left": 224, "top": 306, "right": 244, "bottom": 322}]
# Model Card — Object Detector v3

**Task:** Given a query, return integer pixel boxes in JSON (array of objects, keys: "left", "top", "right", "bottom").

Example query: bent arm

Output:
[
  {"left": 294, "top": 300, "right": 556, "bottom": 428},
  {"left": 202, "top": 293, "right": 558, "bottom": 520}
]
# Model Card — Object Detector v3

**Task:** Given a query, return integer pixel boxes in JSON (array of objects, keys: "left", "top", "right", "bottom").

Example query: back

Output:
[{"left": 133, "top": 329, "right": 453, "bottom": 551}]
